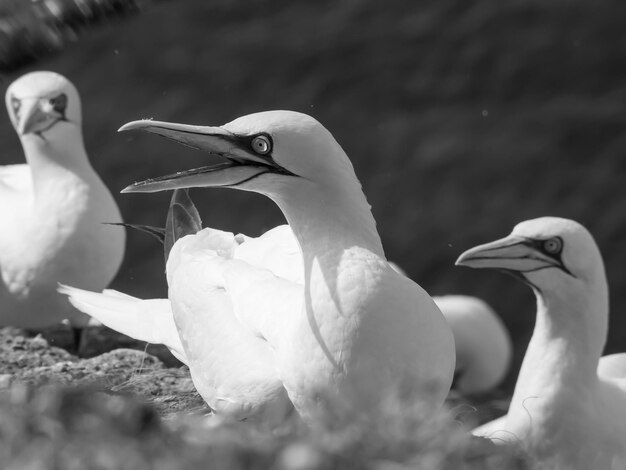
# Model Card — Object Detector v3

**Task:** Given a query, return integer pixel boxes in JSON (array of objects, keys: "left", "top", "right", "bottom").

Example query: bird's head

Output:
[
  {"left": 119, "top": 111, "right": 360, "bottom": 198},
  {"left": 5, "top": 71, "right": 81, "bottom": 140},
  {"left": 455, "top": 217, "right": 605, "bottom": 296}
]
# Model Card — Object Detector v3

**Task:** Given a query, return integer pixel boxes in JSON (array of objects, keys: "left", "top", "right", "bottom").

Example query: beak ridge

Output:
[
  {"left": 456, "top": 233, "right": 564, "bottom": 276},
  {"left": 455, "top": 235, "right": 549, "bottom": 272},
  {"left": 118, "top": 119, "right": 230, "bottom": 136},
  {"left": 455, "top": 236, "right": 528, "bottom": 267},
  {"left": 117, "top": 119, "right": 235, "bottom": 155},
  {"left": 18, "top": 99, "right": 47, "bottom": 135}
]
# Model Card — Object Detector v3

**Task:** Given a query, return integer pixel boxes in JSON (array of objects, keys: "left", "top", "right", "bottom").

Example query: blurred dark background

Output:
[{"left": 1, "top": 0, "right": 625, "bottom": 391}]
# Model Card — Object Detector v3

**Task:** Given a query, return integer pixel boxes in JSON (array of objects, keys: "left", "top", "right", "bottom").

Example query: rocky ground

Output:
[
  {"left": 0, "top": 326, "right": 205, "bottom": 417},
  {"left": 0, "top": 327, "right": 526, "bottom": 469}
]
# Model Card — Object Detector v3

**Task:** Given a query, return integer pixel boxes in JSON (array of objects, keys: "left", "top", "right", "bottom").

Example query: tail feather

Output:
[
  {"left": 101, "top": 289, "right": 141, "bottom": 301},
  {"left": 58, "top": 284, "right": 188, "bottom": 365}
]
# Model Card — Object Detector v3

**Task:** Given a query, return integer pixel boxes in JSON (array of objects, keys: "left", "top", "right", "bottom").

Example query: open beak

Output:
[
  {"left": 18, "top": 99, "right": 60, "bottom": 136},
  {"left": 119, "top": 119, "right": 293, "bottom": 193},
  {"left": 455, "top": 234, "right": 562, "bottom": 273}
]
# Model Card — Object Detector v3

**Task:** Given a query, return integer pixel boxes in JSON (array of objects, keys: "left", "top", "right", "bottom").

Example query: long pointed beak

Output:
[
  {"left": 118, "top": 120, "right": 234, "bottom": 153},
  {"left": 118, "top": 119, "right": 292, "bottom": 193},
  {"left": 18, "top": 99, "right": 49, "bottom": 135},
  {"left": 455, "top": 234, "right": 558, "bottom": 273}
]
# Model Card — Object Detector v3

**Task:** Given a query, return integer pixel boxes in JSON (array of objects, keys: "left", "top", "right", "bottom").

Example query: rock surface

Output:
[
  {"left": 0, "top": 327, "right": 204, "bottom": 417},
  {"left": 0, "top": 328, "right": 527, "bottom": 468}
]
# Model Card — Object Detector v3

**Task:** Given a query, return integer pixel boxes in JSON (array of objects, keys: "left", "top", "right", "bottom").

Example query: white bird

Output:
[
  {"left": 1, "top": 71, "right": 125, "bottom": 344},
  {"left": 456, "top": 217, "right": 626, "bottom": 469},
  {"left": 86, "top": 195, "right": 511, "bottom": 396},
  {"left": 102, "top": 199, "right": 510, "bottom": 396},
  {"left": 71, "top": 214, "right": 511, "bottom": 395},
  {"left": 61, "top": 110, "right": 455, "bottom": 422},
  {"left": 598, "top": 353, "right": 626, "bottom": 380},
  {"left": 380, "top": 263, "right": 512, "bottom": 394},
  {"left": 59, "top": 192, "right": 302, "bottom": 375},
  {"left": 433, "top": 295, "right": 511, "bottom": 394}
]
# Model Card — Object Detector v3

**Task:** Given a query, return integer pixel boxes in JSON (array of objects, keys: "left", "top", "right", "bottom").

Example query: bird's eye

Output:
[
  {"left": 11, "top": 96, "right": 21, "bottom": 117},
  {"left": 251, "top": 135, "right": 271, "bottom": 155},
  {"left": 543, "top": 237, "right": 563, "bottom": 255},
  {"left": 49, "top": 93, "right": 68, "bottom": 114}
]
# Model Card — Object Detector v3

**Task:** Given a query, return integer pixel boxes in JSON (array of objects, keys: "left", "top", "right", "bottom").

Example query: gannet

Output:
[
  {"left": 456, "top": 217, "right": 626, "bottom": 469},
  {"left": 62, "top": 110, "right": 456, "bottom": 422},
  {"left": 433, "top": 295, "right": 511, "bottom": 394},
  {"left": 76, "top": 217, "right": 509, "bottom": 395},
  {"left": 0, "top": 71, "right": 125, "bottom": 342},
  {"left": 598, "top": 353, "right": 626, "bottom": 379},
  {"left": 102, "top": 192, "right": 509, "bottom": 396},
  {"left": 387, "top": 263, "right": 512, "bottom": 394},
  {"left": 59, "top": 193, "right": 306, "bottom": 370}
]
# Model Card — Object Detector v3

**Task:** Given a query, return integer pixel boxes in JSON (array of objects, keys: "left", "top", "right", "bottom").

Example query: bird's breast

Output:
[{"left": 280, "top": 249, "right": 454, "bottom": 414}]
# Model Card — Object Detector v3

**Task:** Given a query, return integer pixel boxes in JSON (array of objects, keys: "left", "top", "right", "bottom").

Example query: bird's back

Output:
[
  {"left": 598, "top": 378, "right": 626, "bottom": 450},
  {"left": 598, "top": 353, "right": 626, "bottom": 380},
  {"left": 434, "top": 295, "right": 511, "bottom": 393}
]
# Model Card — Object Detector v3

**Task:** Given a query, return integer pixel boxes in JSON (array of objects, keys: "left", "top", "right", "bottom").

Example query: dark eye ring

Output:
[
  {"left": 251, "top": 135, "right": 271, "bottom": 155},
  {"left": 11, "top": 96, "right": 21, "bottom": 115},
  {"left": 49, "top": 93, "right": 67, "bottom": 113},
  {"left": 543, "top": 237, "right": 563, "bottom": 255}
]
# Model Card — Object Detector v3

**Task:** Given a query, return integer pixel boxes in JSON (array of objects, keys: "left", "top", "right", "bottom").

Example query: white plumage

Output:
[
  {"left": 58, "top": 285, "right": 185, "bottom": 364},
  {"left": 389, "top": 263, "right": 511, "bottom": 394},
  {"left": 64, "top": 220, "right": 512, "bottom": 396},
  {"left": 597, "top": 353, "right": 626, "bottom": 380},
  {"left": 457, "top": 217, "right": 626, "bottom": 469},
  {"left": 433, "top": 295, "right": 511, "bottom": 394},
  {"left": 61, "top": 110, "right": 455, "bottom": 422},
  {"left": 1, "top": 71, "right": 124, "bottom": 331}
]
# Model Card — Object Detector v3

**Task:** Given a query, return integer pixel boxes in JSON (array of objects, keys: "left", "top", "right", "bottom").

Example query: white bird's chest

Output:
[
  {"left": 508, "top": 371, "right": 626, "bottom": 469},
  {"left": 278, "top": 248, "right": 453, "bottom": 417},
  {"left": 0, "top": 169, "right": 113, "bottom": 298},
  {"left": 290, "top": 251, "right": 383, "bottom": 352}
]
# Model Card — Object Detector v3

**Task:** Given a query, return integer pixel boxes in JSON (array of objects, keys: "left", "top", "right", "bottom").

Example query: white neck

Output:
[
  {"left": 267, "top": 173, "right": 385, "bottom": 375},
  {"left": 273, "top": 179, "right": 384, "bottom": 262},
  {"left": 19, "top": 126, "right": 95, "bottom": 198},
  {"left": 509, "top": 270, "right": 608, "bottom": 423}
]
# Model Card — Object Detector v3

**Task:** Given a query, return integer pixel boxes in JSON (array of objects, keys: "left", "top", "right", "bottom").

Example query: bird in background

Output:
[
  {"left": 60, "top": 110, "right": 455, "bottom": 423},
  {"left": 597, "top": 352, "right": 626, "bottom": 379},
  {"left": 391, "top": 261, "right": 512, "bottom": 394},
  {"left": 457, "top": 217, "right": 626, "bottom": 469},
  {"left": 0, "top": 71, "right": 125, "bottom": 348},
  {"left": 432, "top": 295, "right": 511, "bottom": 394}
]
